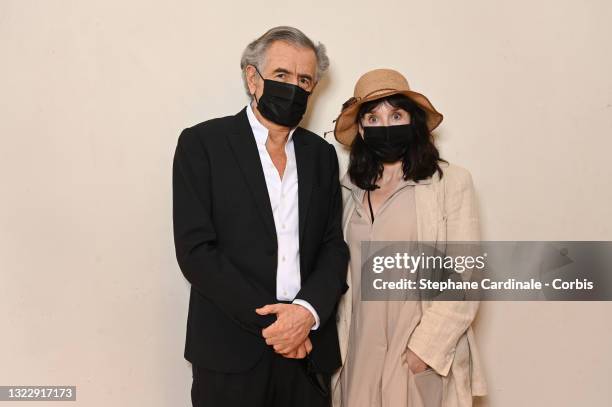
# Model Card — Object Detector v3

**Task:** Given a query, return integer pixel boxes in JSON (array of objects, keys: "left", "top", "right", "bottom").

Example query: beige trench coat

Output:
[{"left": 331, "top": 161, "right": 488, "bottom": 407}]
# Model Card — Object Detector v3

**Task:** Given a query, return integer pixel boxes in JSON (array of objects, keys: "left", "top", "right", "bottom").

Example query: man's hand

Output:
[
  {"left": 280, "top": 337, "right": 313, "bottom": 359},
  {"left": 405, "top": 347, "right": 430, "bottom": 374},
  {"left": 256, "top": 303, "right": 315, "bottom": 355}
]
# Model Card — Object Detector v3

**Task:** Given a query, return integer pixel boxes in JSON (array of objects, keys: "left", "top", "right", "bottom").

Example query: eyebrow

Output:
[
  {"left": 367, "top": 106, "right": 403, "bottom": 114},
  {"left": 272, "top": 67, "right": 291, "bottom": 75},
  {"left": 298, "top": 73, "right": 313, "bottom": 82},
  {"left": 271, "top": 67, "right": 313, "bottom": 82}
]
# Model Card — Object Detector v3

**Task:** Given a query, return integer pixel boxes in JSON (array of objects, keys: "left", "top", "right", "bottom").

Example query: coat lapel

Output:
[
  {"left": 415, "top": 185, "right": 440, "bottom": 242},
  {"left": 226, "top": 108, "right": 277, "bottom": 241},
  {"left": 293, "top": 128, "right": 316, "bottom": 245}
]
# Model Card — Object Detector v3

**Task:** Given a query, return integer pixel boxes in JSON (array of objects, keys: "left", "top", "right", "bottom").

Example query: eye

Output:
[
  {"left": 276, "top": 73, "right": 286, "bottom": 79},
  {"left": 367, "top": 116, "right": 378, "bottom": 124},
  {"left": 299, "top": 77, "right": 311, "bottom": 87},
  {"left": 392, "top": 112, "right": 402, "bottom": 120}
]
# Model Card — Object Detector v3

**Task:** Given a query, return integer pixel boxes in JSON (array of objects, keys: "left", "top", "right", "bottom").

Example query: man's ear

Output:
[{"left": 245, "top": 65, "right": 258, "bottom": 96}]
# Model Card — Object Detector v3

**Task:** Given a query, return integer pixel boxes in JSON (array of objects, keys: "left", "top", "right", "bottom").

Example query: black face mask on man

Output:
[
  {"left": 252, "top": 66, "right": 311, "bottom": 128},
  {"left": 362, "top": 124, "right": 416, "bottom": 163}
]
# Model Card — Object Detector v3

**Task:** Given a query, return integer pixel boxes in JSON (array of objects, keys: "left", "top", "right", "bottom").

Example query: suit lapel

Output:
[
  {"left": 293, "top": 128, "right": 316, "bottom": 245},
  {"left": 226, "top": 108, "right": 277, "bottom": 241}
]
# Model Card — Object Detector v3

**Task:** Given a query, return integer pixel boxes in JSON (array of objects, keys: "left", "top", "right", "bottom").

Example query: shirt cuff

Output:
[{"left": 292, "top": 299, "right": 320, "bottom": 330}]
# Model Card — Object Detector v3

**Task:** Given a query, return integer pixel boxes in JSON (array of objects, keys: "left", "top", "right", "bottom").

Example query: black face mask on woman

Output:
[
  {"left": 252, "top": 66, "right": 311, "bottom": 128},
  {"left": 362, "top": 124, "right": 416, "bottom": 163}
]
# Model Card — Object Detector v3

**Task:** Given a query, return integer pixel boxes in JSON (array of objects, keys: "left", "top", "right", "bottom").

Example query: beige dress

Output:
[
  {"left": 333, "top": 163, "right": 488, "bottom": 407},
  {"left": 339, "top": 178, "right": 443, "bottom": 407}
]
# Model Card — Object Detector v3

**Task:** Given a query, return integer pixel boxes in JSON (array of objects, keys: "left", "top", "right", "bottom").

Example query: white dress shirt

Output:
[{"left": 246, "top": 103, "right": 320, "bottom": 330}]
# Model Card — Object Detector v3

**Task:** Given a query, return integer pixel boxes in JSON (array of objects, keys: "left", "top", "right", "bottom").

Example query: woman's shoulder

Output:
[{"left": 436, "top": 161, "right": 475, "bottom": 188}]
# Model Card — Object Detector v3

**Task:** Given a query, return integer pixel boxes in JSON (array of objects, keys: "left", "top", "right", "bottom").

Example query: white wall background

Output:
[{"left": 1, "top": 0, "right": 611, "bottom": 405}]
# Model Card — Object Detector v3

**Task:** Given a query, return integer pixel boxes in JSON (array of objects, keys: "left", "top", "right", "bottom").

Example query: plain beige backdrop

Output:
[{"left": 1, "top": 0, "right": 611, "bottom": 406}]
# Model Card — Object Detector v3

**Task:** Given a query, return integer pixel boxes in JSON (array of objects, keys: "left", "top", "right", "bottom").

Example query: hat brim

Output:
[{"left": 333, "top": 89, "right": 443, "bottom": 146}]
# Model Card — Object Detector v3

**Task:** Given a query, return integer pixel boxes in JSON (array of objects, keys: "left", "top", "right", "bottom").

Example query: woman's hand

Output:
[{"left": 406, "top": 347, "right": 430, "bottom": 374}]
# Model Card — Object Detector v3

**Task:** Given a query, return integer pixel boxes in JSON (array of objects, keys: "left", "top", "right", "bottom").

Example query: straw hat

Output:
[{"left": 333, "top": 68, "right": 443, "bottom": 146}]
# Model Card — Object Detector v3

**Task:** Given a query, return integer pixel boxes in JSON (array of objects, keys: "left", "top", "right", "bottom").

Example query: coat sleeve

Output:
[
  {"left": 294, "top": 144, "right": 350, "bottom": 328},
  {"left": 406, "top": 166, "right": 482, "bottom": 376},
  {"left": 172, "top": 127, "right": 276, "bottom": 336}
]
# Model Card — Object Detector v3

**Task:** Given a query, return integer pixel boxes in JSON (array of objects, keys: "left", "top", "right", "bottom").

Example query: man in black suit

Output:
[{"left": 172, "top": 26, "right": 349, "bottom": 407}]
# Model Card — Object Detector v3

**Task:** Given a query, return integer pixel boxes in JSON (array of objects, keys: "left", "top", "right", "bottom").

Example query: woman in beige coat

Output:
[{"left": 330, "top": 69, "right": 487, "bottom": 407}]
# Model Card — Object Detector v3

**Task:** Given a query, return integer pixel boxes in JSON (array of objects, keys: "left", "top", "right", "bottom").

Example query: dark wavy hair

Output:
[{"left": 348, "top": 94, "right": 447, "bottom": 190}]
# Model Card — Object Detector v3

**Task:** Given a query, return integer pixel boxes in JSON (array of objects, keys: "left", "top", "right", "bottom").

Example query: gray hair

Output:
[{"left": 240, "top": 26, "right": 330, "bottom": 97}]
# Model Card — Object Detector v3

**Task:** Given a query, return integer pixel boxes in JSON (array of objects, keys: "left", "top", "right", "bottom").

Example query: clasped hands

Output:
[{"left": 256, "top": 303, "right": 314, "bottom": 359}]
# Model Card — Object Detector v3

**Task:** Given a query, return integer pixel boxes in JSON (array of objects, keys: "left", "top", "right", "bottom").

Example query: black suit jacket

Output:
[{"left": 172, "top": 107, "right": 349, "bottom": 374}]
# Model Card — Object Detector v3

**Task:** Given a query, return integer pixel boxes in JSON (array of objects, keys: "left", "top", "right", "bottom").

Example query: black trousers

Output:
[{"left": 191, "top": 346, "right": 331, "bottom": 407}]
